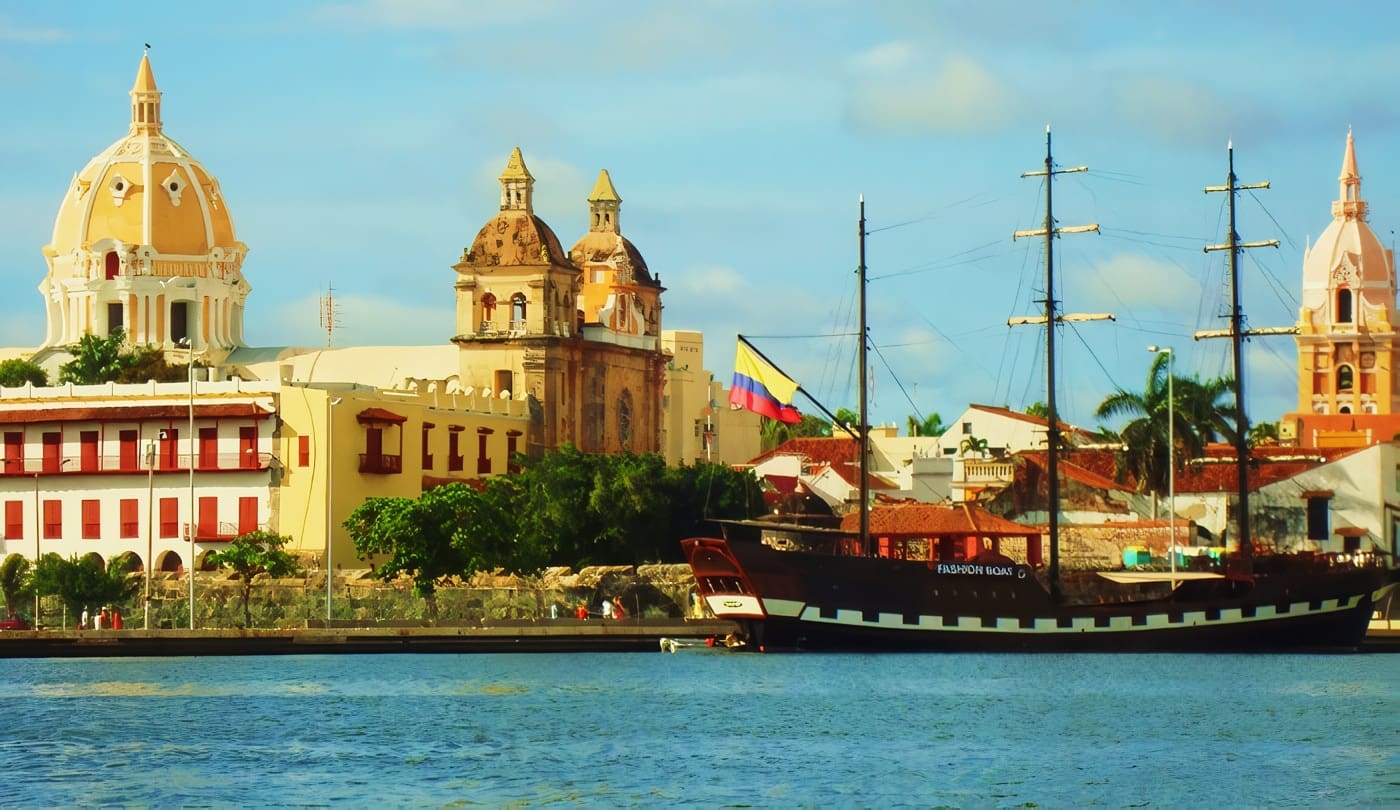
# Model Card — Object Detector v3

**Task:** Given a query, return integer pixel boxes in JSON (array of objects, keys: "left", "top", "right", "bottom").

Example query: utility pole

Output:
[
  {"left": 1197, "top": 142, "right": 1291, "bottom": 567},
  {"left": 1010, "top": 126, "right": 1110, "bottom": 601}
]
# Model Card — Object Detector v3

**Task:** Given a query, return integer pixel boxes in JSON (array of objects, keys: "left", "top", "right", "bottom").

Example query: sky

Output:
[{"left": 4, "top": 1, "right": 1400, "bottom": 435}]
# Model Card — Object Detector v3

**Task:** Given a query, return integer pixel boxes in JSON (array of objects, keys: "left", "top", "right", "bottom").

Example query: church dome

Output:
[
  {"left": 1300, "top": 131, "right": 1394, "bottom": 318},
  {"left": 46, "top": 53, "right": 242, "bottom": 267},
  {"left": 459, "top": 148, "right": 568, "bottom": 269},
  {"left": 36, "top": 53, "right": 250, "bottom": 355}
]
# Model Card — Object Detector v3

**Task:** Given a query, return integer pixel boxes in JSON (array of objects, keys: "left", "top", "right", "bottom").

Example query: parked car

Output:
[{"left": 0, "top": 614, "right": 32, "bottom": 630}]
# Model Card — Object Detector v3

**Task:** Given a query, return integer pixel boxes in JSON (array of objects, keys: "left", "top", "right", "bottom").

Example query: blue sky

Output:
[{"left": 4, "top": 1, "right": 1400, "bottom": 434}]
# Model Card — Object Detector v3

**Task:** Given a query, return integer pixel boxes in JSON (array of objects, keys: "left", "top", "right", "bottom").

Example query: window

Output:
[
  {"left": 42, "top": 499, "right": 61, "bottom": 539},
  {"left": 298, "top": 435, "right": 310, "bottom": 467},
  {"left": 119, "top": 499, "right": 138, "bottom": 539},
  {"left": 1307, "top": 495, "right": 1330, "bottom": 541},
  {"left": 159, "top": 497, "right": 179, "bottom": 538},
  {"left": 82, "top": 499, "right": 101, "bottom": 539},
  {"left": 511, "top": 293, "right": 527, "bottom": 329},
  {"left": 448, "top": 428, "right": 464, "bottom": 472},
  {"left": 238, "top": 496, "right": 258, "bottom": 535},
  {"left": 118, "top": 430, "right": 138, "bottom": 471},
  {"left": 494, "top": 369, "right": 513, "bottom": 396},
  {"left": 3, "top": 432, "right": 21, "bottom": 475},
  {"left": 41, "top": 432, "right": 60, "bottom": 473},
  {"left": 160, "top": 428, "right": 178, "bottom": 470},
  {"left": 107, "top": 302, "right": 123, "bottom": 336},
  {"left": 1337, "top": 288, "right": 1353, "bottom": 323},
  {"left": 421, "top": 424, "right": 434, "bottom": 470},
  {"left": 239, "top": 427, "right": 257, "bottom": 469},
  {"left": 80, "top": 431, "right": 99, "bottom": 472},
  {"left": 199, "top": 427, "right": 218, "bottom": 469},
  {"left": 507, "top": 430, "right": 522, "bottom": 474},
  {"left": 962, "top": 422, "right": 972, "bottom": 435},
  {"left": 1337, "top": 365, "right": 1354, "bottom": 392},
  {"left": 4, "top": 501, "right": 22, "bottom": 540},
  {"left": 477, "top": 427, "right": 493, "bottom": 474},
  {"left": 105, "top": 251, "right": 119, "bottom": 280},
  {"left": 198, "top": 497, "right": 218, "bottom": 539}
]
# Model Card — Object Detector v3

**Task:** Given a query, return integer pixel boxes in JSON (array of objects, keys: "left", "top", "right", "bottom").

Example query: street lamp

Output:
[
  {"left": 178, "top": 336, "right": 195, "bottom": 629},
  {"left": 1148, "top": 345, "right": 1176, "bottom": 578},
  {"left": 144, "top": 440, "right": 155, "bottom": 630},
  {"left": 326, "top": 395, "right": 342, "bottom": 623},
  {"left": 33, "top": 458, "right": 72, "bottom": 628}
]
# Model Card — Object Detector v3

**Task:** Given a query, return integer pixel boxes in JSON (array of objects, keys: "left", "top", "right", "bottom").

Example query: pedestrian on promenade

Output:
[
  {"left": 576, "top": 603, "right": 588, "bottom": 620},
  {"left": 80, "top": 607, "right": 88, "bottom": 631},
  {"left": 112, "top": 608, "right": 123, "bottom": 630},
  {"left": 98, "top": 606, "right": 109, "bottom": 630},
  {"left": 600, "top": 597, "right": 612, "bottom": 621},
  {"left": 549, "top": 603, "right": 559, "bottom": 620},
  {"left": 612, "top": 600, "right": 624, "bottom": 621}
]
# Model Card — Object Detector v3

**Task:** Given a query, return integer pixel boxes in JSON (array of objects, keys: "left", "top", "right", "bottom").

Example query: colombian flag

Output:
[{"left": 730, "top": 339, "right": 802, "bottom": 424}]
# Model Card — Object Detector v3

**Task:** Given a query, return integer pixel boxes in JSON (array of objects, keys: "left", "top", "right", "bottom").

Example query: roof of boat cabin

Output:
[{"left": 842, "top": 501, "right": 1038, "bottom": 537}]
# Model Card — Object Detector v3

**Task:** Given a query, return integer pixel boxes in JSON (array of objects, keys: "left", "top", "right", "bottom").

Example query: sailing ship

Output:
[{"left": 682, "top": 132, "right": 1397, "bottom": 652}]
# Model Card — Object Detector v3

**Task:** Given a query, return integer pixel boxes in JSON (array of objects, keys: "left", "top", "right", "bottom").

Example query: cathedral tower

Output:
[{"left": 1284, "top": 131, "right": 1400, "bottom": 447}]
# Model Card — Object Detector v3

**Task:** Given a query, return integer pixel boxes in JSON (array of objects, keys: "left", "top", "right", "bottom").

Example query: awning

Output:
[{"left": 357, "top": 407, "right": 407, "bottom": 425}]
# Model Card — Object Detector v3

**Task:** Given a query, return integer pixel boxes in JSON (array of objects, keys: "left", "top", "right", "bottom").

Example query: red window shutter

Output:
[
  {"left": 80, "top": 431, "right": 99, "bottom": 472},
  {"left": 3, "top": 501, "right": 22, "bottom": 540},
  {"left": 159, "top": 497, "right": 179, "bottom": 538},
  {"left": 198, "top": 496, "right": 218, "bottom": 538},
  {"left": 298, "top": 435, "right": 310, "bottom": 467},
  {"left": 119, "top": 499, "right": 139, "bottom": 539},
  {"left": 119, "top": 430, "right": 138, "bottom": 471},
  {"left": 81, "top": 499, "right": 101, "bottom": 539},
  {"left": 42, "top": 499, "right": 61, "bottom": 539},
  {"left": 238, "top": 496, "right": 258, "bottom": 535}
]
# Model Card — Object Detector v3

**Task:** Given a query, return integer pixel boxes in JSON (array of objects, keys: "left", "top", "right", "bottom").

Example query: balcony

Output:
[
  {"left": 955, "top": 459, "right": 1015, "bottom": 488},
  {"left": 1, "top": 452, "right": 274, "bottom": 475},
  {"left": 359, "top": 453, "right": 403, "bottom": 474}
]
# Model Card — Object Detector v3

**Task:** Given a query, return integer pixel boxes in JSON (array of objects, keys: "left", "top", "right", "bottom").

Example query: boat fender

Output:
[{"left": 1018, "top": 568, "right": 1028, "bottom": 579}]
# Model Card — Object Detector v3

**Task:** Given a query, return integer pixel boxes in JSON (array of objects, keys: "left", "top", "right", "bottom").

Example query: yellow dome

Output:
[{"left": 45, "top": 54, "right": 241, "bottom": 267}]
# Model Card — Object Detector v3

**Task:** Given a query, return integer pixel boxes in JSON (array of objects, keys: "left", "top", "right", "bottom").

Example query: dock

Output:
[{"left": 0, "top": 619, "right": 739, "bottom": 658}]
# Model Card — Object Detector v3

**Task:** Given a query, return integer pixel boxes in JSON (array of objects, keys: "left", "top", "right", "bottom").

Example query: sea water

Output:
[{"left": 0, "top": 651, "right": 1395, "bottom": 807}]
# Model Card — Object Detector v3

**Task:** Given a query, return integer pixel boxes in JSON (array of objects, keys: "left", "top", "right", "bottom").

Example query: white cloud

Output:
[
  {"left": 1069, "top": 252, "right": 1200, "bottom": 316},
  {"left": 247, "top": 293, "right": 453, "bottom": 349},
  {"left": 0, "top": 16, "right": 72, "bottom": 44},
  {"left": 848, "top": 41, "right": 916, "bottom": 74},
  {"left": 847, "top": 54, "right": 1016, "bottom": 136}
]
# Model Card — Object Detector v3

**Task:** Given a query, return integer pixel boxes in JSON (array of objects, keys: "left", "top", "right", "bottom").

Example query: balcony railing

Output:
[{"left": 359, "top": 453, "right": 403, "bottom": 474}]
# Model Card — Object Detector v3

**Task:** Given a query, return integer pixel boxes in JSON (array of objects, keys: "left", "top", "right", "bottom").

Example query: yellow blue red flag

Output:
[{"left": 730, "top": 339, "right": 802, "bottom": 424}]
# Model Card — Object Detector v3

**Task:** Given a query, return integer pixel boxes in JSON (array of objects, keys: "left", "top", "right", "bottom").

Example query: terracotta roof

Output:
[
  {"left": 356, "top": 407, "right": 407, "bottom": 425},
  {"left": 1038, "top": 444, "right": 1357, "bottom": 494},
  {"left": 0, "top": 403, "right": 272, "bottom": 424},
  {"left": 841, "top": 501, "right": 1038, "bottom": 537},
  {"left": 968, "top": 403, "right": 1101, "bottom": 442}
]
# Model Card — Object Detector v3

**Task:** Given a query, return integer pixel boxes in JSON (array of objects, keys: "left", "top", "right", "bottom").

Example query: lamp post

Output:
[
  {"left": 144, "top": 440, "right": 155, "bottom": 630},
  {"left": 178, "top": 336, "right": 195, "bottom": 629},
  {"left": 326, "top": 395, "right": 342, "bottom": 623},
  {"left": 33, "top": 458, "right": 72, "bottom": 628},
  {"left": 1148, "top": 345, "right": 1176, "bottom": 578}
]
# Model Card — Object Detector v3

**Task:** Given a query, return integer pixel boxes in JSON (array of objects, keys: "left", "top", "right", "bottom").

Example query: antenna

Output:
[{"left": 319, "top": 285, "right": 342, "bottom": 348}]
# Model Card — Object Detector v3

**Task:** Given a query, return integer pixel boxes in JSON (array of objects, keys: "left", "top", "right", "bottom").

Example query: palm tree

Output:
[
  {"left": 906, "top": 412, "right": 946, "bottom": 437},
  {"left": 0, "top": 554, "right": 32, "bottom": 619},
  {"left": 1095, "top": 353, "right": 1235, "bottom": 494},
  {"left": 958, "top": 435, "right": 989, "bottom": 458}
]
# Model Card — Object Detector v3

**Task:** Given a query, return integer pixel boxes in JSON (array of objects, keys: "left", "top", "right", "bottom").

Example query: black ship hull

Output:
[{"left": 683, "top": 535, "right": 1395, "bottom": 652}]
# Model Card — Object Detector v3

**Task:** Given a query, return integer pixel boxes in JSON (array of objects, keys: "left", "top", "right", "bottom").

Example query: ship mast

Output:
[
  {"left": 1199, "top": 143, "right": 1285, "bottom": 565},
  {"left": 858, "top": 197, "right": 870, "bottom": 555},
  {"left": 1011, "top": 127, "right": 1103, "bottom": 600}
]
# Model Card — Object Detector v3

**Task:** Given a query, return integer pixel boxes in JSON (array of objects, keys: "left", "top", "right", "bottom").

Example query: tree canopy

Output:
[
  {"left": 0, "top": 554, "right": 32, "bottom": 619},
  {"left": 906, "top": 412, "right": 946, "bottom": 437},
  {"left": 344, "top": 448, "right": 763, "bottom": 618},
  {"left": 30, "top": 553, "right": 140, "bottom": 618},
  {"left": 207, "top": 531, "right": 301, "bottom": 627},
  {"left": 57, "top": 330, "right": 191, "bottom": 385},
  {"left": 0, "top": 358, "right": 48, "bottom": 388}
]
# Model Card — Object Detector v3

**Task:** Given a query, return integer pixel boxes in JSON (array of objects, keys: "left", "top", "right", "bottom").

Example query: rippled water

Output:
[{"left": 0, "top": 651, "right": 1396, "bottom": 807}]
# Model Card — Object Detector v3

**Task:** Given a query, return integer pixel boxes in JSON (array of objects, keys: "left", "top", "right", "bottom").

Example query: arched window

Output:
[
  {"left": 105, "top": 252, "right": 120, "bottom": 280},
  {"left": 1337, "top": 364, "right": 1354, "bottom": 391},
  {"left": 1337, "top": 288, "right": 1353, "bottom": 323},
  {"left": 510, "top": 293, "right": 527, "bottom": 330}
]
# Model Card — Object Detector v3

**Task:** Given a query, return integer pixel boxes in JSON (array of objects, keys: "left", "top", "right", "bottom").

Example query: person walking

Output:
[{"left": 80, "top": 607, "right": 89, "bottom": 631}]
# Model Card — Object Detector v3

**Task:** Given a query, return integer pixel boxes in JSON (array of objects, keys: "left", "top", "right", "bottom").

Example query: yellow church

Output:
[{"left": 0, "top": 53, "right": 756, "bottom": 586}]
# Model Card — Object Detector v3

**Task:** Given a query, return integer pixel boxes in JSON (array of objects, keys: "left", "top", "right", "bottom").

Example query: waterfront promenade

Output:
[{"left": 0, "top": 618, "right": 738, "bottom": 658}]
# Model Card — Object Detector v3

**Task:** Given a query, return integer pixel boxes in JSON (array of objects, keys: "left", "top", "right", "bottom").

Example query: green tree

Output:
[
  {"left": 906, "top": 412, "right": 946, "bottom": 437},
  {"left": 206, "top": 531, "right": 301, "bottom": 627},
  {"left": 30, "top": 553, "right": 140, "bottom": 619},
  {"left": 1249, "top": 421, "right": 1279, "bottom": 447},
  {"left": 760, "top": 413, "right": 832, "bottom": 451},
  {"left": 344, "top": 483, "right": 515, "bottom": 620},
  {"left": 1024, "top": 401, "right": 1049, "bottom": 419},
  {"left": 58, "top": 330, "right": 131, "bottom": 385},
  {"left": 115, "top": 345, "right": 190, "bottom": 383},
  {"left": 0, "top": 554, "right": 32, "bottom": 619},
  {"left": 0, "top": 358, "right": 48, "bottom": 388}
]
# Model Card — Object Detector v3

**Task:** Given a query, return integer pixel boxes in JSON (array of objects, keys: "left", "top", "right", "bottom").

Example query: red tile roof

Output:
[{"left": 841, "top": 501, "right": 1038, "bottom": 537}]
